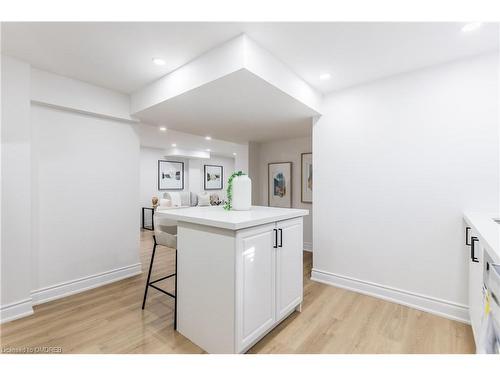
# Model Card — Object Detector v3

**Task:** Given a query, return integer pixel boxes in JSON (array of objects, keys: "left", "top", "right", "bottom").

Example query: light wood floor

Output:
[{"left": 0, "top": 230, "right": 475, "bottom": 354}]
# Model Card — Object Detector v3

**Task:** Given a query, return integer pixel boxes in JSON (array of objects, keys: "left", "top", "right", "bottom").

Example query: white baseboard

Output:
[
  {"left": 31, "top": 263, "right": 142, "bottom": 306},
  {"left": 0, "top": 298, "right": 34, "bottom": 324},
  {"left": 303, "top": 242, "right": 313, "bottom": 252},
  {"left": 311, "top": 268, "right": 470, "bottom": 324}
]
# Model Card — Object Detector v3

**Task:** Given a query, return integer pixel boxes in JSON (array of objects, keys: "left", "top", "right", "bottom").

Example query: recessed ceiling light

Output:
[
  {"left": 233, "top": 152, "right": 237, "bottom": 156},
  {"left": 462, "top": 22, "right": 482, "bottom": 32},
  {"left": 159, "top": 127, "right": 167, "bottom": 132},
  {"left": 319, "top": 73, "right": 331, "bottom": 80},
  {"left": 171, "top": 143, "right": 177, "bottom": 147},
  {"left": 152, "top": 58, "right": 166, "bottom": 66},
  {"left": 206, "top": 149, "right": 211, "bottom": 152},
  {"left": 205, "top": 136, "right": 212, "bottom": 140}
]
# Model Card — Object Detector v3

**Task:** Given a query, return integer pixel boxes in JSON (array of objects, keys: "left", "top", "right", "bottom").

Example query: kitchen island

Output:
[{"left": 156, "top": 205, "right": 309, "bottom": 353}]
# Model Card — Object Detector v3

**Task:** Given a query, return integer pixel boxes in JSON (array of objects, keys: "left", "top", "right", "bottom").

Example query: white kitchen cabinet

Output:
[
  {"left": 463, "top": 213, "right": 500, "bottom": 352},
  {"left": 236, "top": 223, "right": 276, "bottom": 351},
  {"left": 276, "top": 218, "right": 303, "bottom": 321},
  {"left": 235, "top": 217, "right": 304, "bottom": 353},
  {"left": 466, "top": 226, "right": 485, "bottom": 340}
]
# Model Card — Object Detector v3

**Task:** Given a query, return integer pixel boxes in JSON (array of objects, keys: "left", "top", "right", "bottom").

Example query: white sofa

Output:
[{"left": 161, "top": 191, "right": 198, "bottom": 208}]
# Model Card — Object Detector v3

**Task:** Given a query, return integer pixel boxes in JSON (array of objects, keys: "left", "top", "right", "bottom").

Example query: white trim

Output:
[
  {"left": 311, "top": 268, "right": 470, "bottom": 324},
  {"left": 303, "top": 242, "right": 313, "bottom": 252},
  {"left": 31, "top": 263, "right": 142, "bottom": 306},
  {"left": 0, "top": 298, "right": 34, "bottom": 323},
  {"left": 30, "top": 100, "right": 139, "bottom": 124}
]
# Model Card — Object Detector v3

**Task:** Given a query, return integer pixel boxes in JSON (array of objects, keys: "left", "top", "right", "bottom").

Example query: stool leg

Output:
[
  {"left": 174, "top": 248, "right": 177, "bottom": 330},
  {"left": 142, "top": 236, "right": 157, "bottom": 310}
]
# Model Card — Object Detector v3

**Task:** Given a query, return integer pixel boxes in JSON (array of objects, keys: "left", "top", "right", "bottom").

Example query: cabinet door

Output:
[
  {"left": 235, "top": 223, "right": 276, "bottom": 352},
  {"left": 276, "top": 217, "right": 303, "bottom": 321},
  {"left": 468, "top": 233, "right": 484, "bottom": 341}
]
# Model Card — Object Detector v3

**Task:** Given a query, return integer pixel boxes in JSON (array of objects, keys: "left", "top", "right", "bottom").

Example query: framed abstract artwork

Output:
[
  {"left": 158, "top": 160, "right": 184, "bottom": 190},
  {"left": 301, "top": 152, "right": 312, "bottom": 203},
  {"left": 268, "top": 162, "right": 292, "bottom": 208},
  {"left": 204, "top": 165, "right": 223, "bottom": 190}
]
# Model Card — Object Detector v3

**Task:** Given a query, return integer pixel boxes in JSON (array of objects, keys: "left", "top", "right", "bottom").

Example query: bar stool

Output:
[{"left": 141, "top": 212, "right": 178, "bottom": 329}]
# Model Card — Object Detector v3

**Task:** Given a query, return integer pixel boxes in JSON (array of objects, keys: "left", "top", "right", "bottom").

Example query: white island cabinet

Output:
[
  {"left": 463, "top": 212, "right": 500, "bottom": 349},
  {"left": 156, "top": 206, "right": 308, "bottom": 353}
]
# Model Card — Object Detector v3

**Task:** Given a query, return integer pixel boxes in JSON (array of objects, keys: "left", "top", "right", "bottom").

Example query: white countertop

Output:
[
  {"left": 464, "top": 212, "right": 500, "bottom": 262},
  {"left": 155, "top": 205, "right": 309, "bottom": 230}
]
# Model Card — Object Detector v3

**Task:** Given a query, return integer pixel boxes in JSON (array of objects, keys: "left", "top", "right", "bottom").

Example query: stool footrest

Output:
[
  {"left": 148, "top": 284, "right": 176, "bottom": 299},
  {"left": 150, "top": 273, "right": 176, "bottom": 284}
]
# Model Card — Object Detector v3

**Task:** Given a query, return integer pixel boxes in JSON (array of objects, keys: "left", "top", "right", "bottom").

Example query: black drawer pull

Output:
[
  {"left": 273, "top": 229, "right": 278, "bottom": 248},
  {"left": 465, "top": 226, "right": 471, "bottom": 246},
  {"left": 278, "top": 228, "right": 283, "bottom": 248},
  {"left": 470, "top": 236, "right": 479, "bottom": 263}
]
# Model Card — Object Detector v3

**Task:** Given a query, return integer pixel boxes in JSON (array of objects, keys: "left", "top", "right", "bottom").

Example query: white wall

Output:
[
  {"left": 312, "top": 53, "right": 499, "bottom": 322},
  {"left": 140, "top": 146, "right": 235, "bottom": 209},
  {"left": 233, "top": 144, "right": 249, "bottom": 175},
  {"left": 1, "top": 58, "right": 142, "bottom": 322},
  {"left": 31, "top": 105, "right": 141, "bottom": 296},
  {"left": 248, "top": 141, "right": 261, "bottom": 205},
  {"left": 1, "top": 56, "right": 34, "bottom": 321},
  {"left": 253, "top": 136, "right": 313, "bottom": 251}
]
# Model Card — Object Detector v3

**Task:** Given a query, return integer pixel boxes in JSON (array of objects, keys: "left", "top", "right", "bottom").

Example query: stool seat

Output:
[{"left": 155, "top": 225, "right": 177, "bottom": 248}]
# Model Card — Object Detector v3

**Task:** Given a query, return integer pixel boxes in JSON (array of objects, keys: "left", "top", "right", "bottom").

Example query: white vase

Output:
[{"left": 232, "top": 175, "right": 252, "bottom": 211}]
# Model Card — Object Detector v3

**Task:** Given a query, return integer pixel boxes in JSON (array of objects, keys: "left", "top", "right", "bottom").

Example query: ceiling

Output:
[
  {"left": 135, "top": 69, "right": 316, "bottom": 143},
  {"left": 2, "top": 22, "right": 498, "bottom": 95},
  {"left": 138, "top": 125, "right": 246, "bottom": 158}
]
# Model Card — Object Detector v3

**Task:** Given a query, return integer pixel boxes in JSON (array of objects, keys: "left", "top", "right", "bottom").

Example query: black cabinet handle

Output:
[
  {"left": 471, "top": 236, "right": 479, "bottom": 263},
  {"left": 465, "top": 226, "right": 471, "bottom": 246},
  {"left": 279, "top": 228, "right": 283, "bottom": 248},
  {"left": 273, "top": 229, "right": 278, "bottom": 248}
]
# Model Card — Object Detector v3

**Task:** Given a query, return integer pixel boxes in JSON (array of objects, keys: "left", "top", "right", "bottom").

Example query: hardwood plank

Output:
[{"left": 0, "top": 230, "right": 475, "bottom": 354}]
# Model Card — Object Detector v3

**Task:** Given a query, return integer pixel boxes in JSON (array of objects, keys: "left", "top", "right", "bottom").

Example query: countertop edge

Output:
[{"left": 157, "top": 208, "right": 309, "bottom": 231}]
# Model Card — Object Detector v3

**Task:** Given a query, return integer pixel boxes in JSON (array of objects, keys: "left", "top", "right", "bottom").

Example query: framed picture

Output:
[
  {"left": 158, "top": 160, "right": 184, "bottom": 190},
  {"left": 204, "top": 165, "right": 223, "bottom": 190},
  {"left": 268, "top": 162, "right": 292, "bottom": 208},
  {"left": 301, "top": 153, "right": 312, "bottom": 203}
]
